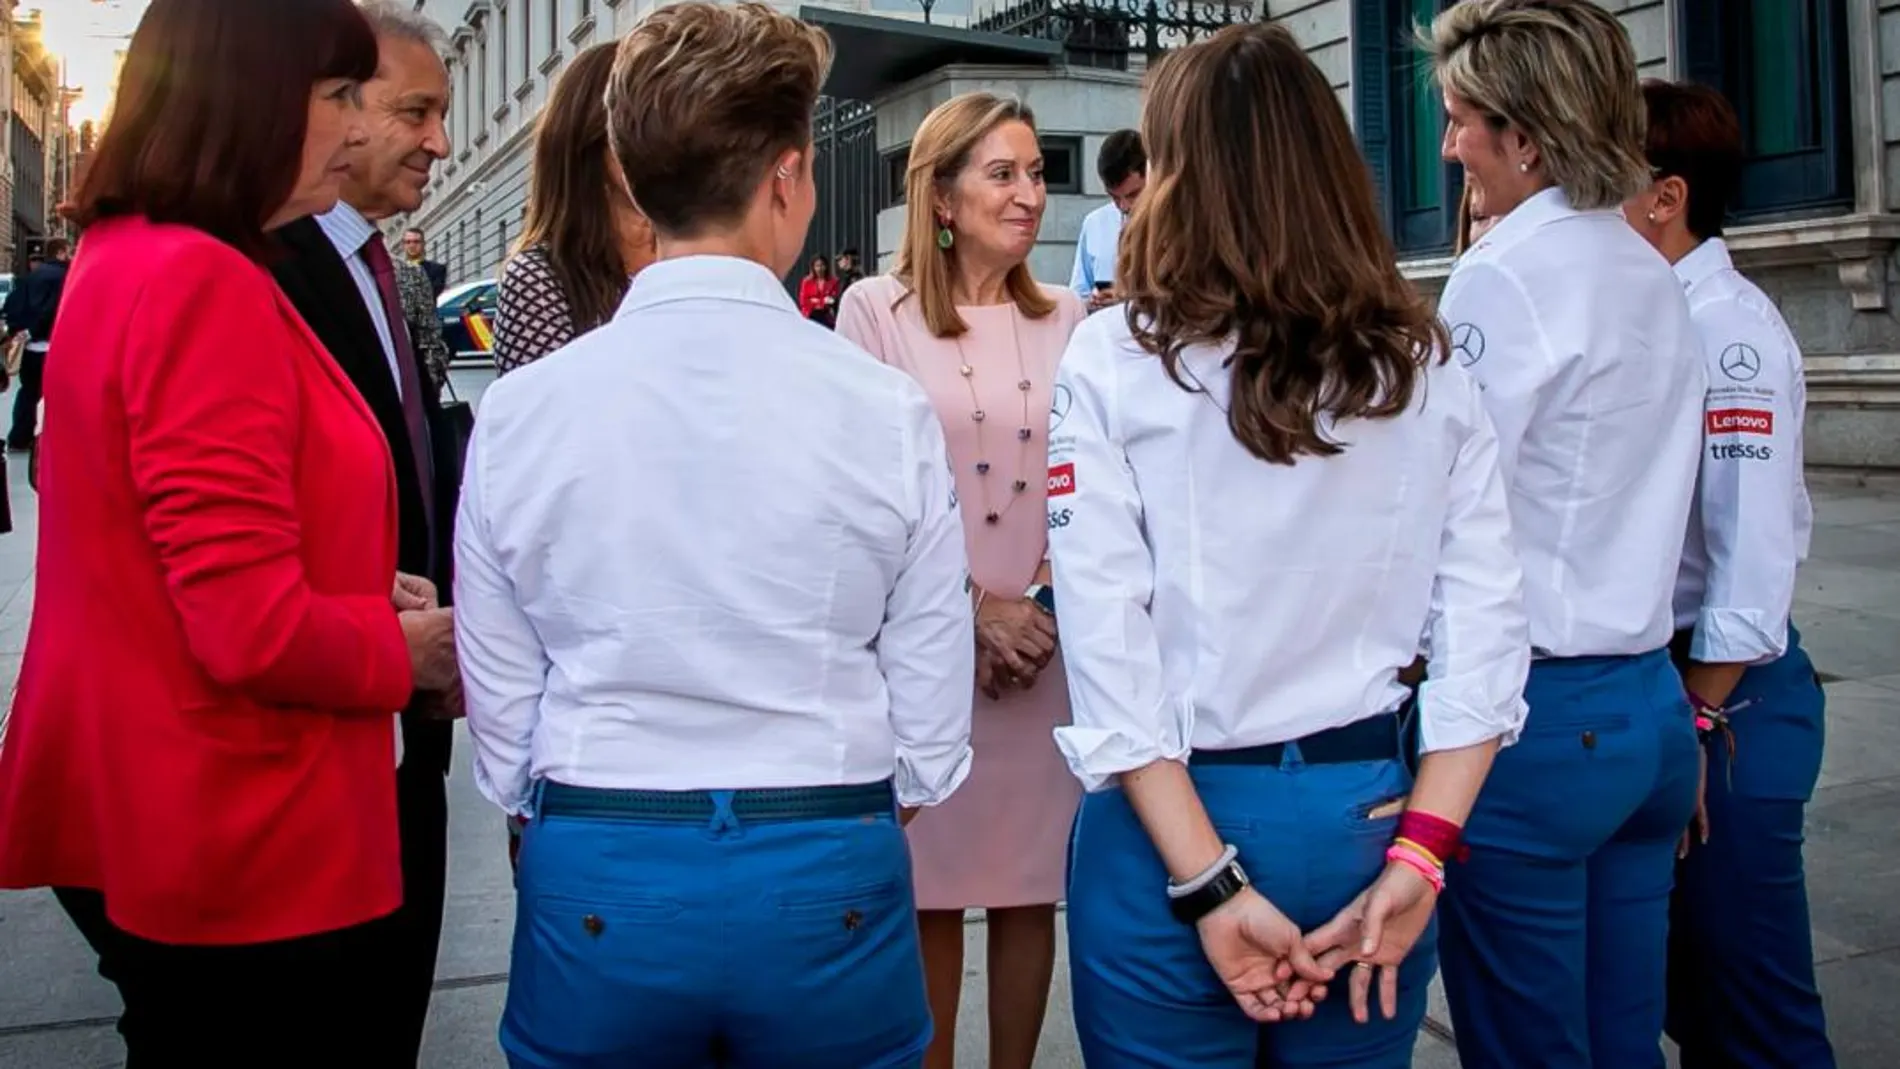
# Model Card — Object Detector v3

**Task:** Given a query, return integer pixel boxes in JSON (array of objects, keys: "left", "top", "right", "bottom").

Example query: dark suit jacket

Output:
[
  {"left": 271, "top": 216, "right": 461, "bottom": 776},
  {"left": 419, "top": 259, "right": 447, "bottom": 298}
]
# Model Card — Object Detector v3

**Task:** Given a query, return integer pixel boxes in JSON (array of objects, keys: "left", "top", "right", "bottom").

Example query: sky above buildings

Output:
[{"left": 40, "top": 0, "right": 146, "bottom": 127}]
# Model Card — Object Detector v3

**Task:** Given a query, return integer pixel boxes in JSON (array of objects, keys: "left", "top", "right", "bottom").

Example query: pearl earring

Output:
[
  {"left": 1646, "top": 211, "right": 1656, "bottom": 222},
  {"left": 1518, "top": 161, "right": 1530, "bottom": 173}
]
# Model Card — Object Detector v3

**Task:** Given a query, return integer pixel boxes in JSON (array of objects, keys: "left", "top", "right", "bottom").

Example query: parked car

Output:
[{"left": 437, "top": 278, "right": 498, "bottom": 365}]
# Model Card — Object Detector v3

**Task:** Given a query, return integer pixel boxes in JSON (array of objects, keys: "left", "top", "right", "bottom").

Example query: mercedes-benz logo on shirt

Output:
[
  {"left": 1050, "top": 383, "right": 1073, "bottom": 430},
  {"left": 1719, "top": 342, "right": 1761, "bottom": 382},
  {"left": 1450, "top": 323, "right": 1485, "bottom": 367}
]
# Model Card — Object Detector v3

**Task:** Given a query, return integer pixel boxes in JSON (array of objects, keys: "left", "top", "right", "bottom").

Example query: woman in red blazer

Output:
[
  {"left": 798, "top": 253, "right": 842, "bottom": 328},
  {"left": 0, "top": 1, "right": 457, "bottom": 1062}
]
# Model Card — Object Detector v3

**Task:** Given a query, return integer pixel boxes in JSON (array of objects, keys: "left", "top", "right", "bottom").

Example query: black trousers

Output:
[
  {"left": 54, "top": 766, "right": 449, "bottom": 1067},
  {"left": 56, "top": 887, "right": 409, "bottom": 1068},
  {"left": 8, "top": 345, "right": 42, "bottom": 449},
  {"left": 389, "top": 760, "right": 450, "bottom": 1063}
]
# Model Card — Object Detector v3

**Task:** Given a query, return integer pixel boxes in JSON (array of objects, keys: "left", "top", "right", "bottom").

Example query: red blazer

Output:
[
  {"left": 799, "top": 274, "right": 840, "bottom": 321},
  {"left": 0, "top": 217, "right": 415, "bottom": 946}
]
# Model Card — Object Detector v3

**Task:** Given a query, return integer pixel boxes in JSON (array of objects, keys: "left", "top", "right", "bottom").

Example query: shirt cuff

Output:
[
  {"left": 1416, "top": 676, "right": 1526, "bottom": 755},
  {"left": 1691, "top": 608, "right": 1787, "bottom": 665},
  {"left": 894, "top": 742, "right": 975, "bottom": 808},
  {"left": 1053, "top": 696, "right": 1196, "bottom": 793}
]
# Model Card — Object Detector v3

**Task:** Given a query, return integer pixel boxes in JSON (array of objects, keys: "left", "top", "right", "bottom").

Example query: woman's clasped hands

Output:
[
  {"left": 973, "top": 591, "right": 1055, "bottom": 700},
  {"left": 1196, "top": 857, "right": 1440, "bottom": 1026}
]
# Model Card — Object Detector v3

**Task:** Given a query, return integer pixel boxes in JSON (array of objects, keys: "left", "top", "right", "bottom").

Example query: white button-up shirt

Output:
[
  {"left": 1440, "top": 187, "right": 1706, "bottom": 658},
  {"left": 1046, "top": 312, "right": 1530, "bottom": 792},
  {"left": 1069, "top": 202, "right": 1124, "bottom": 298},
  {"left": 454, "top": 255, "right": 976, "bottom": 816},
  {"left": 1671, "top": 237, "right": 1813, "bottom": 663}
]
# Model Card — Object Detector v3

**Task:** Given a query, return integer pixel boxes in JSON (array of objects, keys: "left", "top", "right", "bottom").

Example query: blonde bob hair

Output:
[
  {"left": 892, "top": 91, "right": 1056, "bottom": 338},
  {"left": 1423, "top": 0, "right": 1650, "bottom": 210}
]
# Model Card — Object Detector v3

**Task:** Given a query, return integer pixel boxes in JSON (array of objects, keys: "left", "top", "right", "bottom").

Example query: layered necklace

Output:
[{"left": 951, "top": 306, "right": 1035, "bottom": 526}]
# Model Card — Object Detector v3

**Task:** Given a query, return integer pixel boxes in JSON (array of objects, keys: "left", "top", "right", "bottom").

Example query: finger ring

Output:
[{"left": 1354, "top": 960, "right": 1374, "bottom": 971}]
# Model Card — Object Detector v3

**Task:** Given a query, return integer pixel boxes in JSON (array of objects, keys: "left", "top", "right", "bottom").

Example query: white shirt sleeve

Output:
[
  {"left": 1690, "top": 308, "right": 1801, "bottom": 663},
  {"left": 1418, "top": 368, "right": 1531, "bottom": 753},
  {"left": 1070, "top": 226, "right": 1094, "bottom": 299},
  {"left": 453, "top": 415, "right": 550, "bottom": 817},
  {"left": 880, "top": 387, "right": 976, "bottom": 807},
  {"left": 1437, "top": 260, "right": 1560, "bottom": 490},
  {"left": 1049, "top": 332, "right": 1191, "bottom": 792}
]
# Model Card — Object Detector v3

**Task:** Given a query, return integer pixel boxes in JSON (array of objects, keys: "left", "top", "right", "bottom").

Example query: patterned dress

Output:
[{"left": 494, "top": 245, "right": 581, "bottom": 376}]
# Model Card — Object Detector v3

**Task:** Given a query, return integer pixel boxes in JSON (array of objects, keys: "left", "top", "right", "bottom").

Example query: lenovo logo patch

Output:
[
  {"left": 1047, "top": 463, "right": 1076, "bottom": 497},
  {"left": 1706, "top": 408, "right": 1773, "bottom": 436}
]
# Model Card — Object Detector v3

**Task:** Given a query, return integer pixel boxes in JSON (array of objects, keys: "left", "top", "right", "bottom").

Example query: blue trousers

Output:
[
  {"left": 1067, "top": 740, "right": 1432, "bottom": 1068},
  {"left": 1667, "top": 629, "right": 1836, "bottom": 1069},
  {"left": 502, "top": 791, "right": 930, "bottom": 1068},
  {"left": 1439, "top": 649, "right": 1700, "bottom": 1069}
]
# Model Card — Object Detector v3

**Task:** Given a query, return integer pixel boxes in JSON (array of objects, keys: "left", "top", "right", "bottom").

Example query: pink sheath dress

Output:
[{"left": 838, "top": 274, "right": 1087, "bottom": 910}]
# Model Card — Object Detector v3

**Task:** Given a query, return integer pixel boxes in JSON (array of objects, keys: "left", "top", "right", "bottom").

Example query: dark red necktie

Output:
[{"left": 360, "top": 236, "right": 436, "bottom": 561}]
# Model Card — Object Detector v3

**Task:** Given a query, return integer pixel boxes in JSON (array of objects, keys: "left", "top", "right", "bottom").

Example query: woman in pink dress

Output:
[{"left": 837, "top": 91, "right": 1085, "bottom": 1069}]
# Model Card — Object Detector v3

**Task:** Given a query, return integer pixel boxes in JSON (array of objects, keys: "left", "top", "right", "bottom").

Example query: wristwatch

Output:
[
  {"left": 1025, "top": 582, "right": 1055, "bottom": 616},
  {"left": 1168, "top": 858, "right": 1250, "bottom": 925}
]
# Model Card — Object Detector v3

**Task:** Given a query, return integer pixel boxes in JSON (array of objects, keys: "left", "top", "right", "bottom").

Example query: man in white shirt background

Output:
[{"left": 1069, "top": 129, "right": 1145, "bottom": 311}]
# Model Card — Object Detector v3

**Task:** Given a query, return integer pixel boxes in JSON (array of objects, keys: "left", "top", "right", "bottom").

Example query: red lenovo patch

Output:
[
  {"left": 1706, "top": 408, "right": 1773, "bottom": 436},
  {"left": 1047, "top": 462, "right": 1076, "bottom": 496}
]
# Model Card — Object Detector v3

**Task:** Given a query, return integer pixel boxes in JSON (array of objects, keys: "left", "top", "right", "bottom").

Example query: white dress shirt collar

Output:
[
  {"left": 618, "top": 254, "right": 799, "bottom": 319},
  {"left": 1470, "top": 186, "right": 1581, "bottom": 259},
  {"left": 1673, "top": 237, "right": 1734, "bottom": 293},
  {"left": 314, "top": 201, "right": 378, "bottom": 257}
]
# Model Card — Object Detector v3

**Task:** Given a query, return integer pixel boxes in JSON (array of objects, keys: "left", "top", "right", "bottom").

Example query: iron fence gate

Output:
[{"left": 795, "top": 97, "right": 879, "bottom": 295}]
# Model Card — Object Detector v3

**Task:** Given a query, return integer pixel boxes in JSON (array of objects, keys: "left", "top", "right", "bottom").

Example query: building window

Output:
[
  {"left": 1041, "top": 136, "right": 1084, "bottom": 195},
  {"left": 475, "top": 25, "right": 489, "bottom": 127},
  {"left": 497, "top": 216, "right": 509, "bottom": 264},
  {"left": 1353, "top": 0, "right": 1460, "bottom": 257},
  {"left": 881, "top": 145, "right": 909, "bottom": 209},
  {"left": 547, "top": 0, "right": 560, "bottom": 58},
  {"left": 1680, "top": 0, "right": 1852, "bottom": 221},
  {"left": 497, "top": 7, "right": 510, "bottom": 97}
]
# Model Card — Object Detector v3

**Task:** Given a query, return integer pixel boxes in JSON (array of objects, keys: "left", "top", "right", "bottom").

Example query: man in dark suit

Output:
[
  {"left": 5, "top": 239, "right": 71, "bottom": 450},
  {"left": 269, "top": 3, "right": 456, "bottom": 1062},
  {"left": 400, "top": 226, "right": 447, "bottom": 298}
]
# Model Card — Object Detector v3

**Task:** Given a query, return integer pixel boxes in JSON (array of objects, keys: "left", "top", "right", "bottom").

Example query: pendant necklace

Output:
[{"left": 951, "top": 307, "right": 1035, "bottom": 526}]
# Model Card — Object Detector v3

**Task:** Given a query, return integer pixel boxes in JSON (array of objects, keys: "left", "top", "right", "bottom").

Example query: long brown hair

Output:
[
  {"left": 1119, "top": 23, "right": 1445, "bottom": 465},
  {"left": 515, "top": 42, "right": 634, "bottom": 332},
  {"left": 893, "top": 92, "right": 1055, "bottom": 338}
]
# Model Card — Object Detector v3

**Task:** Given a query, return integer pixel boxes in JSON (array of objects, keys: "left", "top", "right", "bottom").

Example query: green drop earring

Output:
[{"left": 937, "top": 222, "right": 954, "bottom": 250}]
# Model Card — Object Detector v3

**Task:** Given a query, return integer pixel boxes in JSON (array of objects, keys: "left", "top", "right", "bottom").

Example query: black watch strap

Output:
[{"left": 1168, "top": 859, "right": 1249, "bottom": 925}]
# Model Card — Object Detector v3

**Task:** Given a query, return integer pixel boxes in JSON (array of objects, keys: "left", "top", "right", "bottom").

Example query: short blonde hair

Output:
[
  {"left": 1424, "top": 0, "right": 1649, "bottom": 210},
  {"left": 607, "top": 2, "right": 832, "bottom": 237},
  {"left": 892, "top": 91, "right": 1055, "bottom": 338}
]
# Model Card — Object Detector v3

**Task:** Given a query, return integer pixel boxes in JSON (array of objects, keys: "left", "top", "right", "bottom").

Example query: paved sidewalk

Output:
[{"left": 0, "top": 391, "right": 1896, "bottom": 1065}]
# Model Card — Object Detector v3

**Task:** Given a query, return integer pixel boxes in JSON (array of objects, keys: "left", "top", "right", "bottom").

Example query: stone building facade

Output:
[{"left": 402, "top": 0, "right": 1900, "bottom": 466}]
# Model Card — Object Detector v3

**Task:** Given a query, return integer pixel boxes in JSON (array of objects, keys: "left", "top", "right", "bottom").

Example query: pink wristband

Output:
[{"left": 1386, "top": 843, "right": 1446, "bottom": 893}]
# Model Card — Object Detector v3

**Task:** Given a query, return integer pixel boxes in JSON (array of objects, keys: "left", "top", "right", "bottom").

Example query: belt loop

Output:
[
  {"left": 707, "top": 790, "right": 740, "bottom": 838},
  {"left": 1279, "top": 740, "right": 1305, "bottom": 772}
]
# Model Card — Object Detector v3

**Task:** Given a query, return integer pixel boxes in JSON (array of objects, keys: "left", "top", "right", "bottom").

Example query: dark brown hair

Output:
[
  {"left": 517, "top": 42, "right": 635, "bottom": 332},
  {"left": 1120, "top": 23, "right": 1445, "bottom": 465},
  {"left": 1641, "top": 80, "right": 1743, "bottom": 241},
  {"left": 65, "top": 0, "right": 378, "bottom": 260},
  {"left": 606, "top": 2, "right": 832, "bottom": 238}
]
